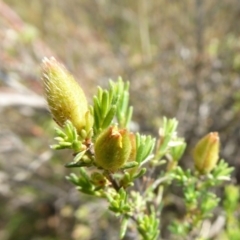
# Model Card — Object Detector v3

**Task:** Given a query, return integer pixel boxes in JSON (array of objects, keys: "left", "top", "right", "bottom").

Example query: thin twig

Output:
[{"left": 105, "top": 171, "right": 121, "bottom": 192}]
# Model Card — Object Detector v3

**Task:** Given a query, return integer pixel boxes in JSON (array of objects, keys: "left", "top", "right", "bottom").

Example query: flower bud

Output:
[
  {"left": 193, "top": 132, "right": 220, "bottom": 174},
  {"left": 91, "top": 172, "right": 108, "bottom": 187},
  {"left": 94, "top": 126, "right": 132, "bottom": 172},
  {"left": 41, "top": 57, "right": 88, "bottom": 133}
]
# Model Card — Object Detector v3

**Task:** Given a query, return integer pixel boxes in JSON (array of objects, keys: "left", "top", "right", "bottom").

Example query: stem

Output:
[{"left": 105, "top": 171, "right": 121, "bottom": 192}]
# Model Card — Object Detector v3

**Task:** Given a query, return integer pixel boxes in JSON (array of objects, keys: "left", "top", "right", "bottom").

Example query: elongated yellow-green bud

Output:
[
  {"left": 193, "top": 132, "right": 220, "bottom": 174},
  {"left": 41, "top": 57, "right": 88, "bottom": 133},
  {"left": 94, "top": 126, "right": 132, "bottom": 172}
]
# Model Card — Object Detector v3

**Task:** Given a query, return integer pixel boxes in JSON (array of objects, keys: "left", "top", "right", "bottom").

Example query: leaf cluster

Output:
[{"left": 49, "top": 77, "right": 234, "bottom": 240}]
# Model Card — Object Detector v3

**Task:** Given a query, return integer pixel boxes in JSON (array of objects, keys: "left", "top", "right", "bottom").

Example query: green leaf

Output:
[
  {"left": 64, "top": 120, "right": 74, "bottom": 140},
  {"left": 55, "top": 127, "right": 66, "bottom": 138},
  {"left": 120, "top": 216, "right": 129, "bottom": 239},
  {"left": 97, "top": 86, "right": 103, "bottom": 102},
  {"left": 135, "top": 133, "right": 156, "bottom": 164},
  {"left": 101, "top": 90, "right": 110, "bottom": 117},
  {"left": 125, "top": 106, "right": 133, "bottom": 128},
  {"left": 101, "top": 105, "right": 117, "bottom": 129},
  {"left": 93, "top": 96, "right": 102, "bottom": 120},
  {"left": 65, "top": 161, "right": 91, "bottom": 168},
  {"left": 133, "top": 168, "right": 147, "bottom": 179},
  {"left": 120, "top": 161, "right": 139, "bottom": 170}
]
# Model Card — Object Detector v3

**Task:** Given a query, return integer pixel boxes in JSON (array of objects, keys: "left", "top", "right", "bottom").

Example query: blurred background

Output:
[{"left": 0, "top": 0, "right": 240, "bottom": 239}]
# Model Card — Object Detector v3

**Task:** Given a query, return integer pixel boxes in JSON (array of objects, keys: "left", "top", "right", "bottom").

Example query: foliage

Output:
[
  {"left": 42, "top": 58, "right": 235, "bottom": 240},
  {"left": 2, "top": 1, "right": 240, "bottom": 239}
]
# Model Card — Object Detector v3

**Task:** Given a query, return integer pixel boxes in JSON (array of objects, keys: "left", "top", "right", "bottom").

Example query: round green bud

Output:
[{"left": 94, "top": 126, "right": 132, "bottom": 172}]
